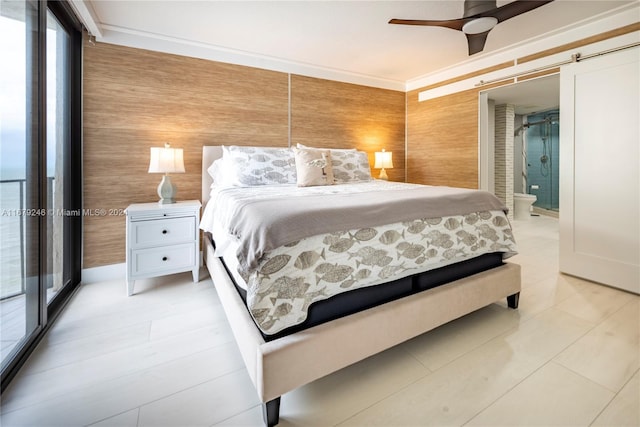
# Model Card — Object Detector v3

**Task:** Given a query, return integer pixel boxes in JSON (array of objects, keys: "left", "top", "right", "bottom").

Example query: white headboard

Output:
[{"left": 201, "top": 146, "right": 223, "bottom": 205}]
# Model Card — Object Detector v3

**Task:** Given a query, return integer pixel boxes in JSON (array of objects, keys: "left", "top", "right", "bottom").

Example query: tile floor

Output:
[{"left": 1, "top": 215, "right": 638, "bottom": 426}]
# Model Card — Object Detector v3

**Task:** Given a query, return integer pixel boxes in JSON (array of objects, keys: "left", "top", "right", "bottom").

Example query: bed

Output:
[{"left": 200, "top": 145, "right": 521, "bottom": 426}]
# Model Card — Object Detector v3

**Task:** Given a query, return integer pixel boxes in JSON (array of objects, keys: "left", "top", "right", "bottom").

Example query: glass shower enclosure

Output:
[{"left": 524, "top": 109, "right": 559, "bottom": 212}]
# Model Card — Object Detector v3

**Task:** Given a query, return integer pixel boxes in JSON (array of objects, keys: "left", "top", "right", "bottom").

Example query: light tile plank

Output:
[
  {"left": 467, "top": 362, "right": 614, "bottom": 426},
  {"left": 88, "top": 408, "right": 140, "bottom": 427},
  {"left": 137, "top": 370, "right": 260, "bottom": 427},
  {"left": 0, "top": 343, "right": 245, "bottom": 426},
  {"left": 554, "top": 299, "right": 640, "bottom": 392},
  {"left": 1, "top": 323, "right": 234, "bottom": 413},
  {"left": 554, "top": 278, "right": 635, "bottom": 324},
  {"left": 280, "top": 345, "right": 430, "bottom": 426},
  {"left": 402, "top": 303, "right": 520, "bottom": 371},
  {"left": 338, "top": 308, "right": 592, "bottom": 426},
  {"left": 592, "top": 370, "right": 640, "bottom": 427}
]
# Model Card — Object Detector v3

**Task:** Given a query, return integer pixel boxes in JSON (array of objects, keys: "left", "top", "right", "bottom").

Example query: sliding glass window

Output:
[{"left": 0, "top": 0, "right": 81, "bottom": 390}]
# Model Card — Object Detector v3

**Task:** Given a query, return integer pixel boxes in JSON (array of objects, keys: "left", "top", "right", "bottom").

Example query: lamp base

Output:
[
  {"left": 378, "top": 168, "right": 389, "bottom": 180},
  {"left": 157, "top": 174, "right": 177, "bottom": 204}
]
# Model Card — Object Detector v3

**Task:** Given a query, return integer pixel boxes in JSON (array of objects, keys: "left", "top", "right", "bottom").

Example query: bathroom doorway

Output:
[
  {"left": 519, "top": 109, "right": 560, "bottom": 212},
  {"left": 478, "top": 75, "right": 560, "bottom": 216}
]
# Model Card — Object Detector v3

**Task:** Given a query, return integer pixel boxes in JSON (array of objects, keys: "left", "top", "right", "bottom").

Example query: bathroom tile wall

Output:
[{"left": 495, "top": 104, "right": 515, "bottom": 219}]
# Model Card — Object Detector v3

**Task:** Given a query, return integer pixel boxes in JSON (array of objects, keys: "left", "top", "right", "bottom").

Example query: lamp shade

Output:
[
  {"left": 374, "top": 149, "right": 393, "bottom": 169},
  {"left": 148, "top": 143, "right": 185, "bottom": 174}
]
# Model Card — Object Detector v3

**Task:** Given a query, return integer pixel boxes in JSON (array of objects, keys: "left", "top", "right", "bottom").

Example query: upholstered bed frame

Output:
[{"left": 201, "top": 146, "right": 521, "bottom": 426}]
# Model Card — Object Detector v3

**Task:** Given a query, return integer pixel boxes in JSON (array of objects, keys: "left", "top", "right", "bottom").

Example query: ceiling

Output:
[{"left": 85, "top": 0, "right": 633, "bottom": 87}]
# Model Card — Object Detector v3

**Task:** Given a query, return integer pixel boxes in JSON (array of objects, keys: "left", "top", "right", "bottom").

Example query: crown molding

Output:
[
  {"left": 94, "top": 23, "right": 406, "bottom": 91},
  {"left": 70, "top": 1, "right": 637, "bottom": 93}
]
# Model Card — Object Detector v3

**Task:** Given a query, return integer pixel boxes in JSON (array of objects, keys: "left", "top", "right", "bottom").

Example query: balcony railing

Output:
[{"left": 0, "top": 177, "right": 55, "bottom": 300}]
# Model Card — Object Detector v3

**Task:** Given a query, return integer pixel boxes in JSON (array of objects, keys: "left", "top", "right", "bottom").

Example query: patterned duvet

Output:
[{"left": 201, "top": 181, "right": 518, "bottom": 335}]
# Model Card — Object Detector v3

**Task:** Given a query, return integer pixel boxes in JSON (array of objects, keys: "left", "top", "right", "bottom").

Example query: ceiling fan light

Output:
[{"left": 462, "top": 17, "right": 498, "bottom": 34}]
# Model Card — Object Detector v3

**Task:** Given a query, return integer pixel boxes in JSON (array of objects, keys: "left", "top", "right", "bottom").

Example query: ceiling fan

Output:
[{"left": 389, "top": 0, "right": 555, "bottom": 55}]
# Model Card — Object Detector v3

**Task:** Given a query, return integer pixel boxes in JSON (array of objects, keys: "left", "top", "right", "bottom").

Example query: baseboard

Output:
[
  {"left": 532, "top": 206, "right": 559, "bottom": 218},
  {"left": 81, "top": 263, "right": 126, "bottom": 284}
]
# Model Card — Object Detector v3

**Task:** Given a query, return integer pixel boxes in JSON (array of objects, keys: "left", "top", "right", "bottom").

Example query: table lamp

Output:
[
  {"left": 148, "top": 142, "right": 185, "bottom": 204},
  {"left": 374, "top": 149, "right": 393, "bottom": 180}
]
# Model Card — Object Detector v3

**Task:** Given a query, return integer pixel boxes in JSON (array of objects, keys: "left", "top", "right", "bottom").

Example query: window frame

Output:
[{"left": 0, "top": 0, "right": 82, "bottom": 392}]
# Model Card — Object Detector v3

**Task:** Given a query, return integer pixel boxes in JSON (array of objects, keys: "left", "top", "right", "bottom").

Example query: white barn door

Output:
[{"left": 559, "top": 47, "right": 639, "bottom": 294}]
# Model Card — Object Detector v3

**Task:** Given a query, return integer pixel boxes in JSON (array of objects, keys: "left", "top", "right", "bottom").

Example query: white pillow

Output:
[
  {"left": 222, "top": 145, "right": 296, "bottom": 186},
  {"left": 207, "top": 158, "right": 233, "bottom": 188}
]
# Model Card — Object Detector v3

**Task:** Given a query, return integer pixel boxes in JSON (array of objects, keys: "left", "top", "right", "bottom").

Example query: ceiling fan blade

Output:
[
  {"left": 463, "top": 0, "right": 497, "bottom": 18},
  {"left": 389, "top": 0, "right": 555, "bottom": 57},
  {"left": 466, "top": 31, "right": 490, "bottom": 55},
  {"left": 388, "top": 18, "right": 464, "bottom": 31},
  {"left": 490, "top": 0, "right": 555, "bottom": 23}
]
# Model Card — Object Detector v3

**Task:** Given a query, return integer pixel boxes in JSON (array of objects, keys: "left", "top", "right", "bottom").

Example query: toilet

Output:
[{"left": 513, "top": 193, "right": 537, "bottom": 220}]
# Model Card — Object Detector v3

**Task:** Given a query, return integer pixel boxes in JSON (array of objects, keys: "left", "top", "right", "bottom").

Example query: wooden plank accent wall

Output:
[
  {"left": 83, "top": 42, "right": 406, "bottom": 268},
  {"left": 83, "top": 41, "right": 289, "bottom": 268},
  {"left": 406, "top": 88, "right": 480, "bottom": 189},
  {"left": 290, "top": 75, "right": 406, "bottom": 182}
]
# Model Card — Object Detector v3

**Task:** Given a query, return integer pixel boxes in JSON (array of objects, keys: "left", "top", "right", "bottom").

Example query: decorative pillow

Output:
[
  {"left": 330, "top": 150, "right": 372, "bottom": 183},
  {"left": 293, "top": 148, "right": 334, "bottom": 187},
  {"left": 295, "top": 144, "right": 370, "bottom": 183},
  {"left": 296, "top": 143, "right": 356, "bottom": 152},
  {"left": 222, "top": 145, "right": 296, "bottom": 186}
]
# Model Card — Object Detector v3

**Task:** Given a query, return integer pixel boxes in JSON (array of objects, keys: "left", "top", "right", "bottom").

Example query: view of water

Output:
[{"left": 1, "top": 168, "right": 26, "bottom": 181}]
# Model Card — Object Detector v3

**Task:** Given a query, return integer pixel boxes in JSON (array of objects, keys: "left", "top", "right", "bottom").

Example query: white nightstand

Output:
[{"left": 125, "top": 200, "right": 201, "bottom": 296}]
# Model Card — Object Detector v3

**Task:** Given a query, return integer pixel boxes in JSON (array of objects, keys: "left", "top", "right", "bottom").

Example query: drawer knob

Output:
[
  {"left": 162, "top": 256, "right": 168, "bottom": 261},
  {"left": 162, "top": 230, "right": 168, "bottom": 234}
]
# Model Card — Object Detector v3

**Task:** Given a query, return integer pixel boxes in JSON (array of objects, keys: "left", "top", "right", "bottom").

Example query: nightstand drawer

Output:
[
  {"left": 130, "top": 217, "right": 195, "bottom": 248},
  {"left": 130, "top": 243, "right": 195, "bottom": 276}
]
